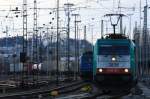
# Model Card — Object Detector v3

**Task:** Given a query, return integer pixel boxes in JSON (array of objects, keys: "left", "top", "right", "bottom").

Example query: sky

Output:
[{"left": 0, "top": 0, "right": 148, "bottom": 43}]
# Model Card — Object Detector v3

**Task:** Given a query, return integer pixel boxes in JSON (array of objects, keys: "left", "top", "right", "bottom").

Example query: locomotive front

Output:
[{"left": 93, "top": 39, "right": 136, "bottom": 86}]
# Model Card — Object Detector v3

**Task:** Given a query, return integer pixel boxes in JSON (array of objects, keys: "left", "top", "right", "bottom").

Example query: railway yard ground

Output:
[
  {"left": 48, "top": 80, "right": 150, "bottom": 99},
  {"left": 0, "top": 77, "right": 150, "bottom": 99}
]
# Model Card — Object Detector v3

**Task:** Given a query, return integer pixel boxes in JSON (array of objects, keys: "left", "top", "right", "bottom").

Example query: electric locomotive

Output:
[
  {"left": 93, "top": 14, "right": 137, "bottom": 86},
  {"left": 80, "top": 51, "right": 93, "bottom": 79},
  {"left": 93, "top": 34, "right": 136, "bottom": 86}
]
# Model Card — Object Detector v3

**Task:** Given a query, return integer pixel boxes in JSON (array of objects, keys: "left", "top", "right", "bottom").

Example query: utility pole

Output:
[
  {"left": 118, "top": 0, "right": 123, "bottom": 34},
  {"left": 3, "top": 26, "right": 8, "bottom": 76},
  {"left": 120, "top": 16, "right": 123, "bottom": 34},
  {"left": 64, "top": 3, "right": 74, "bottom": 79},
  {"left": 5, "top": 26, "right": 8, "bottom": 54},
  {"left": 90, "top": 24, "right": 94, "bottom": 47},
  {"left": 56, "top": 0, "right": 59, "bottom": 85},
  {"left": 38, "top": 27, "right": 42, "bottom": 68},
  {"left": 140, "top": 0, "right": 142, "bottom": 30},
  {"left": 33, "top": 0, "right": 38, "bottom": 81},
  {"left": 101, "top": 20, "right": 104, "bottom": 39},
  {"left": 84, "top": 25, "right": 87, "bottom": 51},
  {"left": 139, "top": 0, "right": 142, "bottom": 76},
  {"left": 143, "top": 1, "right": 148, "bottom": 75},
  {"left": 20, "top": 0, "right": 28, "bottom": 87},
  {"left": 22, "top": 0, "right": 28, "bottom": 62},
  {"left": 91, "top": 18, "right": 94, "bottom": 51},
  {"left": 76, "top": 20, "right": 81, "bottom": 78},
  {"left": 128, "top": 14, "right": 134, "bottom": 39},
  {"left": 72, "top": 13, "right": 79, "bottom": 80}
]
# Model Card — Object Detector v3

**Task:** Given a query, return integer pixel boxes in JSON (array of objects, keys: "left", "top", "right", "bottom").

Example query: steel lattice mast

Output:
[
  {"left": 33, "top": 0, "right": 38, "bottom": 65},
  {"left": 56, "top": 0, "right": 59, "bottom": 85},
  {"left": 64, "top": 3, "right": 74, "bottom": 78},
  {"left": 32, "top": 0, "right": 39, "bottom": 81},
  {"left": 23, "top": 0, "right": 28, "bottom": 53},
  {"left": 21, "top": 0, "right": 28, "bottom": 86}
]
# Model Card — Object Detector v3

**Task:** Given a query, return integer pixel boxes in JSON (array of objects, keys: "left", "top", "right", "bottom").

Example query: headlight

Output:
[
  {"left": 112, "top": 57, "right": 116, "bottom": 61},
  {"left": 99, "top": 69, "right": 103, "bottom": 72},
  {"left": 124, "top": 69, "right": 129, "bottom": 73}
]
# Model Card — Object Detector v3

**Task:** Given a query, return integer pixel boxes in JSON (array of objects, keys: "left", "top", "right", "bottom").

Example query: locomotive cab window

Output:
[
  {"left": 98, "top": 45, "right": 130, "bottom": 55},
  {"left": 97, "top": 45, "right": 130, "bottom": 68}
]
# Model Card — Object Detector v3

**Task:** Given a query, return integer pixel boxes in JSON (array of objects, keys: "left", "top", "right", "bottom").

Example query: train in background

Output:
[{"left": 80, "top": 51, "right": 93, "bottom": 79}]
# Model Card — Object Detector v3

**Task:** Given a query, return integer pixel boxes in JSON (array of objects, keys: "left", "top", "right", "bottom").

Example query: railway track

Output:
[
  {"left": 97, "top": 89, "right": 131, "bottom": 99},
  {"left": 0, "top": 80, "right": 86, "bottom": 99},
  {"left": 2, "top": 80, "right": 141, "bottom": 99},
  {"left": 56, "top": 84, "right": 135, "bottom": 99},
  {"left": 82, "top": 88, "right": 131, "bottom": 99},
  {"left": 57, "top": 89, "right": 131, "bottom": 99}
]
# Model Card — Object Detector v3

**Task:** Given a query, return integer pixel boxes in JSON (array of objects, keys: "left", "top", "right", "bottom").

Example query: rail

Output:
[{"left": 0, "top": 81, "right": 84, "bottom": 99}]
